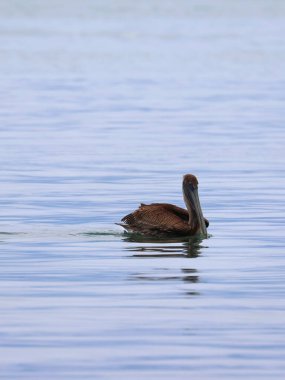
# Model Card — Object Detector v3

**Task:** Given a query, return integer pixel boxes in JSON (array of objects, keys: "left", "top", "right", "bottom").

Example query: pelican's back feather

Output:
[{"left": 121, "top": 203, "right": 190, "bottom": 236}]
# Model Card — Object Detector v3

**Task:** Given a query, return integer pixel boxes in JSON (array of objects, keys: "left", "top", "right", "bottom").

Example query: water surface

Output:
[{"left": 1, "top": 1, "right": 285, "bottom": 379}]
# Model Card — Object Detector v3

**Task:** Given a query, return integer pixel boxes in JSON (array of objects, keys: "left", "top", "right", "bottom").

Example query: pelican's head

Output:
[{"left": 182, "top": 174, "right": 207, "bottom": 236}]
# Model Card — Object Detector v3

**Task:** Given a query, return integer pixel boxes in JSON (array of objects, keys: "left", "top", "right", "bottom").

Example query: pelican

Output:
[{"left": 118, "top": 174, "right": 209, "bottom": 237}]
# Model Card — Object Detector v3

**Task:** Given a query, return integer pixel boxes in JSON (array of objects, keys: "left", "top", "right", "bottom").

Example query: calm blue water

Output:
[{"left": 1, "top": 1, "right": 285, "bottom": 379}]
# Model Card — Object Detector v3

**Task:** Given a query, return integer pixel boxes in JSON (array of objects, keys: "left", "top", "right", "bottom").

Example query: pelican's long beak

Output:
[
  {"left": 191, "top": 188, "right": 207, "bottom": 236},
  {"left": 183, "top": 183, "right": 207, "bottom": 236}
]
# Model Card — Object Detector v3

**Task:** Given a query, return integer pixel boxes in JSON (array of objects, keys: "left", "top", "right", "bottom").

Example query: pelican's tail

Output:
[{"left": 115, "top": 222, "right": 131, "bottom": 231}]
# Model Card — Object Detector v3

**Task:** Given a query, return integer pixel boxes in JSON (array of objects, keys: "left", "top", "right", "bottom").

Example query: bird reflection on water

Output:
[
  {"left": 123, "top": 234, "right": 206, "bottom": 296},
  {"left": 129, "top": 268, "right": 199, "bottom": 285},
  {"left": 123, "top": 233, "right": 207, "bottom": 258}
]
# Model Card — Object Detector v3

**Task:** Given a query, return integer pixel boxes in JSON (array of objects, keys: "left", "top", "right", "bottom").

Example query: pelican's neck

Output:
[{"left": 183, "top": 184, "right": 207, "bottom": 235}]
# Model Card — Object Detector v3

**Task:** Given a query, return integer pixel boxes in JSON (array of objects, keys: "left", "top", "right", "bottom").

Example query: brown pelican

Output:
[{"left": 118, "top": 174, "right": 209, "bottom": 237}]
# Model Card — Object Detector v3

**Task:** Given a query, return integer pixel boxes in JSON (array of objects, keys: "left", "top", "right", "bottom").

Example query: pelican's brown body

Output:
[{"left": 118, "top": 174, "right": 209, "bottom": 237}]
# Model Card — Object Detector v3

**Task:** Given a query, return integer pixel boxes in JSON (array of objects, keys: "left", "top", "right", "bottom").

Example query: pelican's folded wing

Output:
[{"left": 121, "top": 203, "right": 190, "bottom": 235}]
